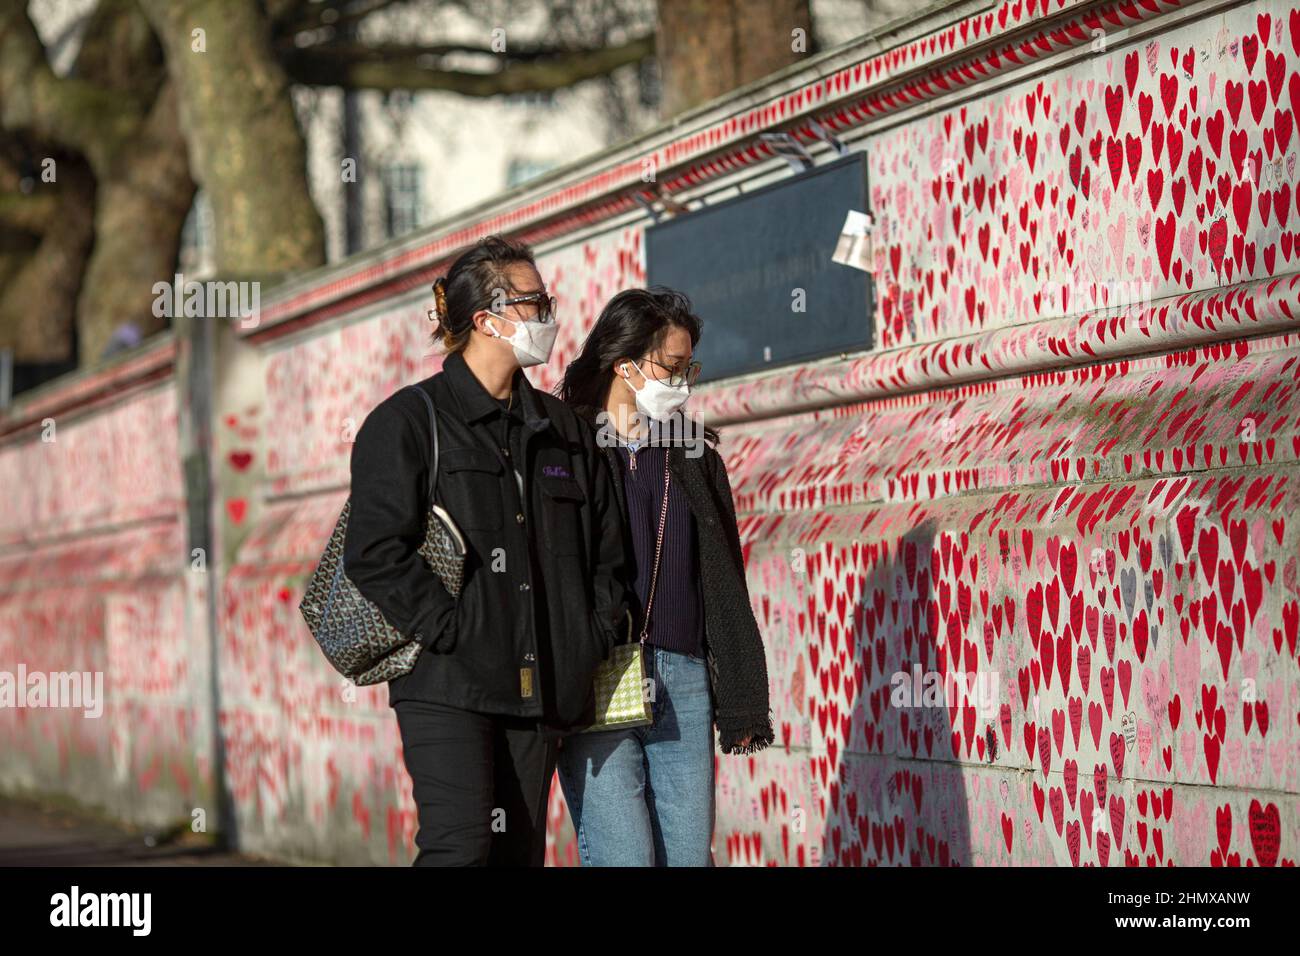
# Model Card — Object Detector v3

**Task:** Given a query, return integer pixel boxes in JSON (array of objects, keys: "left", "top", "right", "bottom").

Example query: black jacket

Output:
[
  {"left": 343, "top": 350, "right": 632, "bottom": 730},
  {"left": 582, "top": 410, "right": 775, "bottom": 755}
]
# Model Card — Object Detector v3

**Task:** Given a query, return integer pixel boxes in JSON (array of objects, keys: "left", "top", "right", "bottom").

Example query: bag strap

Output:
[
  {"left": 404, "top": 384, "right": 440, "bottom": 502},
  {"left": 638, "top": 451, "right": 672, "bottom": 644}
]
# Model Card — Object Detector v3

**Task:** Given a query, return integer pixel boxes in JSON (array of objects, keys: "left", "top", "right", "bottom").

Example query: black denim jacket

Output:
[{"left": 343, "top": 350, "right": 632, "bottom": 729}]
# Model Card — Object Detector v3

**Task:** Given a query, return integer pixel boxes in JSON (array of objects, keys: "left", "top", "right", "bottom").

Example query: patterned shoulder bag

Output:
[
  {"left": 578, "top": 450, "right": 671, "bottom": 732},
  {"left": 299, "top": 384, "right": 465, "bottom": 685}
]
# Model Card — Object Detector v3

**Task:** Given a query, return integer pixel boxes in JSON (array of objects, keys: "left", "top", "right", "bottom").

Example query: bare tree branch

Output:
[{"left": 281, "top": 31, "right": 655, "bottom": 94}]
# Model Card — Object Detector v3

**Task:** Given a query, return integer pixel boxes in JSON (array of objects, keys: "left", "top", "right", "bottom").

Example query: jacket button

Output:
[
  {"left": 519, "top": 582, "right": 530, "bottom": 591},
  {"left": 516, "top": 512, "right": 525, "bottom": 524}
]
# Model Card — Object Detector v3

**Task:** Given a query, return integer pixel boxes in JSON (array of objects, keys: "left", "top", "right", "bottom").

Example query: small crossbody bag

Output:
[{"left": 577, "top": 450, "right": 671, "bottom": 732}]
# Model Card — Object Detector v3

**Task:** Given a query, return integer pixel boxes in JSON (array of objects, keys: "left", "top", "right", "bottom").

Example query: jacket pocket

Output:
[
  {"left": 440, "top": 447, "right": 504, "bottom": 530},
  {"left": 539, "top": 475, "right": 585, "bottom": 556}
]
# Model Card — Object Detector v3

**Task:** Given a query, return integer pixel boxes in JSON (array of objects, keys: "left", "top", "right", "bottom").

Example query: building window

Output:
[
  {"left": 381, "top": 164, "right": 422, "bottom": 238},
  {"left": 380, "top": 89, "right": 415, "bottom": 115},
  {"left": 506, "top": 158, "right": 555, "bottom": 189},
  {"left": 504, "top": 89, "right": 556, "bottom": 109}
]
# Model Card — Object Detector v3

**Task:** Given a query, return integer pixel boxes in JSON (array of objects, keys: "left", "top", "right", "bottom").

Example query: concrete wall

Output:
[
  {"left": 2, "top": 0, "right": 1297, "bottom": 865},
  {"left": 0, "top": 339, "right": 219, "bottom": 829}
]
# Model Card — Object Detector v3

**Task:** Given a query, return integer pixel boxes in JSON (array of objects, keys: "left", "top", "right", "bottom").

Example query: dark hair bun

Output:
[
  {"left": 430, "top": 235, "right": 535, "bottom": 353},
  {"left": 431, "top": 277, "right": 448, "bottom": 321}
]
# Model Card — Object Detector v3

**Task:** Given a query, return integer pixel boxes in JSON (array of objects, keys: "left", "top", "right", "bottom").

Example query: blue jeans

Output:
[{"left": 557, "top": 644, "right": 716, "bottom": 866}]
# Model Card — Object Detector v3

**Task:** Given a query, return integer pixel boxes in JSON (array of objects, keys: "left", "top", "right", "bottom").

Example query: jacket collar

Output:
[{"left": 442, "top": 349, "right": 550, "bottom": 431}]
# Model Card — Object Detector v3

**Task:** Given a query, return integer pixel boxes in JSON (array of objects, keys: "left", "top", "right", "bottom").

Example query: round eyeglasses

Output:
[{"left": 637, "top": 356, "right": 701, "bottom": 388}]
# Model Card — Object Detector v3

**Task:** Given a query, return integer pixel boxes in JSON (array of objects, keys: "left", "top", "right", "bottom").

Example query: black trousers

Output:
[{"left": 393, "top": 699, "right": 559, "bottom": 866}]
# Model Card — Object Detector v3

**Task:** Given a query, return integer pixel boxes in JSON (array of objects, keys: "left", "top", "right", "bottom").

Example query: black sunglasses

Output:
[
  {"left": 500, "top": 291, "right": 557, "bottom": 324},
  {"left": 427, "top": 288, "right": 558, "bottom": 324}
]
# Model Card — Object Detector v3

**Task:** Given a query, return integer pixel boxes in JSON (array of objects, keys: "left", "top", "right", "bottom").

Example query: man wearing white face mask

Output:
[
  {"left": 482, "top": 298, "right": 560, "bottom": 369},
  {"left": 344, "top": 235, "right": 634, "bottom": 867},
  {"left": 481, "top": 292, "right": 560, "bottom": 496}
]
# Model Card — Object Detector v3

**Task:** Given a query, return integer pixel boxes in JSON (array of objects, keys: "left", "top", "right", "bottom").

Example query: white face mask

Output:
[
  {"left": 484, "top": 311, "right": 558, "bottom": 368},
  {"left": 623, "top": 359, "right": 690, "bottom": 421}
]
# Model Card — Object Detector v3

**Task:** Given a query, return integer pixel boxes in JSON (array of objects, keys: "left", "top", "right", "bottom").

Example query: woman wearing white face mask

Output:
[{"left": 554, "top": 287, "right": 773, "bottom": 866}]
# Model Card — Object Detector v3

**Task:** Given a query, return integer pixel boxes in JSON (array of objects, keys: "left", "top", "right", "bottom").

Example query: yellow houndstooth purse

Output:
[
  {"left": 578, "top": 449, "right": 673, "bottom": 732},
  {"left": 586, "top": 639, "right": 649, "bottom": 730}
]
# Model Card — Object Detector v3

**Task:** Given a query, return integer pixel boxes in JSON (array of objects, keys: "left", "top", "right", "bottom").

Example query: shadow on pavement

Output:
[{"left": 0, "top": 795, "right": 282, "bottom": 866}]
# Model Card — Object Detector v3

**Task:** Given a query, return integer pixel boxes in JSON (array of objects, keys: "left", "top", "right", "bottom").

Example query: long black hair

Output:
[
  {"left": 557, "top": 286, "right": 718, "bottom": 444},
  {"left": 429, "top": 235, "right": 536, "bottom": 352}
]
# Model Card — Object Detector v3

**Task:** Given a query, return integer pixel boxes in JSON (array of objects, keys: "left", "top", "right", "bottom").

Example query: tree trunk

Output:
[
  {"left": 0, "top": 0, "right": 191, "bottom": 365},
  {"left": 76, "top": 80, "right": 196, "bottom": 363},
  {"left": 139, "top": 0, "right": 325, "bottom": 278},
  {"left": 0, "top": 152, "right": 94, "bottom": 362},
  {"left": 656, "top": 0, "right": 812, "bottom": 117}
]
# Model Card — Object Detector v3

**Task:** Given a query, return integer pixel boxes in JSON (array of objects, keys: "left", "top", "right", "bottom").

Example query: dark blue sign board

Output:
[{"left": 645, "top": 152, "right": 873, "bottom": 384}]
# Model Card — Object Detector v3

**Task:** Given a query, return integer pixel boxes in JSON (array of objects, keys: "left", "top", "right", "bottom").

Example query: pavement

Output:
[{"left": 0, "top": 794, "right": 279, "bottom": 866}]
